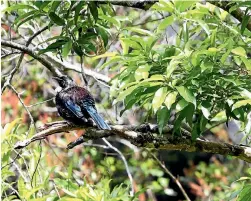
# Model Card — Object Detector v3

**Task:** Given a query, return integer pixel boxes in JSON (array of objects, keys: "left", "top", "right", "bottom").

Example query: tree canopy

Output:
[{"left": 1, "top": 1, "right": 251, "bottom": 200}]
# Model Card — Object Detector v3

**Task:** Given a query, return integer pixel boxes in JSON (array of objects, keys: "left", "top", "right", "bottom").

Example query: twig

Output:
[
  {"left": 1, "top": 40, "right": 111, "bottom": 84},
  {"left": 102, "top": 138, "right": 135, "bottom": 196},
  {"left": 8, "top": 84, "right": 36, "bottom": 131},
  {"left": 26, "top": 98, "right": 54, "bottom": 108},
  {"left": 1, "top": 51, "right": 21, "bottom": 59},
  {"left": 2, "top": 26, "right": 48, "bottom": 94},
  {"left": 1, "top": 150, "right": 22, "bottom": 170},
  {"left": 80, "top": 56, "right": 89, "bottom": 87},
  {"left": 133, "top": 17, "right": 165, "bottom": 26},
  {"left": 148, "top": 150, "right": 191, "bottom": 201},
  {"left": 50, "top": 180, "right": 61, "bottom": 199}
]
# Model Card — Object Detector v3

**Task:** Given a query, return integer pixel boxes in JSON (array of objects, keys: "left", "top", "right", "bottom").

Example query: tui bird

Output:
[{"left": 53, "top": 76, "right": 110, "bottom": 130}]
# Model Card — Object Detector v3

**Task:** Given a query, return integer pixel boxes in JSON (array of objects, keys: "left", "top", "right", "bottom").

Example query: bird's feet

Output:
[{"left": 67, "top": 136, "right": 85, "bottom": 149}]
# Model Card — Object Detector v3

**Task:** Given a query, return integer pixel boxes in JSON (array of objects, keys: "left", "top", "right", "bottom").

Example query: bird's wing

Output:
[
  {"left": 82, "top": 100, "right": 111, "bottom": 130},
  {"left": 65, "top": 99, "right": 84, "bottom": 118}
]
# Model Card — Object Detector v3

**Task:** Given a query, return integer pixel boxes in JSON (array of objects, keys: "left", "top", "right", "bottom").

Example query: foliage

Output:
[
  {"left": 107, "top": 1, "right": 251, "bottom": 137},
  {"left": 4, "top": 0, "right": 251, "bottom": 138},
  {"left": 2, "top": 0, "right": 251, "bottom": 200}
]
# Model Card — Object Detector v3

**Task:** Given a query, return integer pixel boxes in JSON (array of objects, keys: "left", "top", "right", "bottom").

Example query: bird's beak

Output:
[{"left": 52, "top": 77, "right": 61, "bottom": 81}]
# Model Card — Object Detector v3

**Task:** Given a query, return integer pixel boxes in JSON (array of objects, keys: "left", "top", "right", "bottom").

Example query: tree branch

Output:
[
  {"left": 105, "top": 1, "right": 251, "bottom": 32},
  {"left": 2, "top": 26, "right": 48, "bottom": 94},
  {"left": 102, "top": 1, "right": 157, "bottom": 10},
  {"left": 1, "top": 40, "right": 63, "bottom": 77},
  {"left": 148, "top": 151, "right": 191, "bottom": 201},
  {"left": 1, "top": 40, "right": 111, "bottom": 84},
  {"left": 14, "top": 121, "right": 251, "bottom": 163},
  {"left": 211, "top": 1, "right": 251, "bottom": 32}
]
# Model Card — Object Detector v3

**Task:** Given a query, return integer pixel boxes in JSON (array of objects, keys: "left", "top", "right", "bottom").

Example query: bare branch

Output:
[
  {"left": 102, "top": 138, "right": 135, "bottom": 196},
  {"left": 1, "top": 40, "right": 64, "bottom": 77},
  {"left": 14, "top": 121, "right": 251, "bottom": 163},
  {"left": 1, "top": 40, "right": 111, "bottom": 84},
  {"left": 148, "top": 150, "right": 191, "bottom": 201},
  {"left": 2, "top": 26, "right": 49, "bottom": 94}
]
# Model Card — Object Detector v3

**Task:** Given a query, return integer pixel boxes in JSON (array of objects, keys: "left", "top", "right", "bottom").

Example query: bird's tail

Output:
[{"left": 87, "top": 108, "right": 111, "bottom": 130}]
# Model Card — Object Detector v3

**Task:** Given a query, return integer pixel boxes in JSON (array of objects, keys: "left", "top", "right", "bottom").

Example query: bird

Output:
[{"left": 53, "top": 75, "right": 110, "bottom": 130}]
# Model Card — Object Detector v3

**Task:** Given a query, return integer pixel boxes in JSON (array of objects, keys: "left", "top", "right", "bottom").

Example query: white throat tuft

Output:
[{"left": 55, "top": 86, "right": 62, "bottom": 93}]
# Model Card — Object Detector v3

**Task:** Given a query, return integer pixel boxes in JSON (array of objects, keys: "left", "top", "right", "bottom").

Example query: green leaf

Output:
[
  {"left": 241, "top": 57, "right": 251, "bottom": 70},
  {"left": 174, "top": 0, "right": 198, "bottom": 12},
  {"left": 96, "top": 26, "right": 109, "bottom": 46},
  {"left": 200, "top": 115, "right": 208, "bottom": 133},
  {"left": 14, "top": 10, "right": 38, "bottom": 25},
  {"left": 115, "top": 85, "right": 137, "bottom": 104},
  {"left": 4, "top": 4, "right": 36, "bottom": 12},
  {"left": 100, "top": 15, "right": 121, "bottom": 29},
  {"left": 49, "top": 12, "right": 65, "bottom": 26},
  {"left": 201, "top": 104, "right": 211, "bottom": 119},
  {"left": 173, "top": 104, "right": 193, "bottom": 135},
  {"left": 152, "top": 87, "right": 167, "bottom": 112},
  {"left": 166, "top": 60, "right": 181, "bottom": 78},
  {"left": 197, "top": 19, "right": 210, "bottom": 35},
  {"left": 74, "top": 1, "right": 84, "bottom": 25},
  {"left": 89, "top": 2, "right": 98, "bottom": 22},
  {"left": 124, "top": 27, "right": 154, "bottom": 36},
  {"left": 72, "top": 42, "right": 83, "bottom": 56},
  {"left": 220, "top": 48, "right": 231, "bottom": 64},
  {"left": 49, "top": 1, "right": 61, "bottom": 12},
  {"left": 157, "top": 15, "right": 175, "bottom": 32},
  {"left": 16, "top": 13, "right": 45, "bottom": 28},
  {"left": 78, "top": 33, "right": 97, "bottom": 44},
  {"left": 185, "top": 104, "right": 195, "bottom": 126},
  {"left": 62, "top": 40, "right": 72, "bottom": 58},
  {"left": 92, "top": 52, "right": 117, "bottom": 61},
  {"left": 157, "top": 106, "right": 170, "bottom": 134},
  {"left": 211, "top": 111, "right": 227, "bottom": 122},
  {"left": 232, "top": 99, "right": 251, "bottom": 110},
  {"left": 237, "top": 184, "right": 251, "bottom": 201},
  {"left": 134, "top": 64, "right": 150, "bottom": 81},
  {"left": 99, "top": 56, "right": 121, "bottom": 70},
  {"left": 38, "top": 1, "right": 51, "bottom": 10},
  {"left": 39, "top": 40, "right": 67, "bottom": 54},
  {"left": 225, "top": 104, "right": 239, "bottom": 121},
  {"left": 164, "top": 91, "right": 178, "bottom": 110},
  {"left": 191, "top": 123, "right": 200, "bottom": 140},
  {"left": 176, "top": 86, "right": 196, "bottom": 107},
  {"left": 231, "top": 47, "right": 247, "bottom": 57},
  {"left": 176, "top": 99, "right": 188, "bottom": 112},
  {"left": 151, "top": 1, "right": 174, "bottom": 12},
  {"left": 241, "top": 8, "right": 250, "bottom": 35}
]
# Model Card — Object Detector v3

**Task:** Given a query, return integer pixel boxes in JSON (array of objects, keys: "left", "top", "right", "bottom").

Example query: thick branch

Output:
[{"left": 14, "top": 121, "right": 251, "bottom": 163}]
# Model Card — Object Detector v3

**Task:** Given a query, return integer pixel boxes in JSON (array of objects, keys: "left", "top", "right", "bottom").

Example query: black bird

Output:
[{"left": 53, "top": 76, "right": 110, "bottom": 130}]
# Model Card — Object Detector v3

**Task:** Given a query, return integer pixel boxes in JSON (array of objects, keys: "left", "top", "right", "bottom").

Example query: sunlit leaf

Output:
[
  {"left": 49, "top": 12, "right": 65, "bottom": 26},
  {"left": 157, "top": 106, "right": 170, "bottom": 134},
  {"left": 164, "top": 91, "right": 178, "bottom": 109},
  {"left": 232, "top": 99, "right": 251, "bottom": 110},
  {"left": 157, "top": 15, "right": 175, "bottom": 32},
  {"left": 62, "top": 40, "right": 72, "bottom": 58},
  {"left": 152, "top": 87, "right": 167, "bottom": 112},
  {"left": 176, "top": 86, "right": 196, "bottom": 107},
  {"left": 124, "top": 27, "right": 154, "bottom": 36},
  {"left": 231, "top": 47, "right": 247, "bottom": 57}
]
